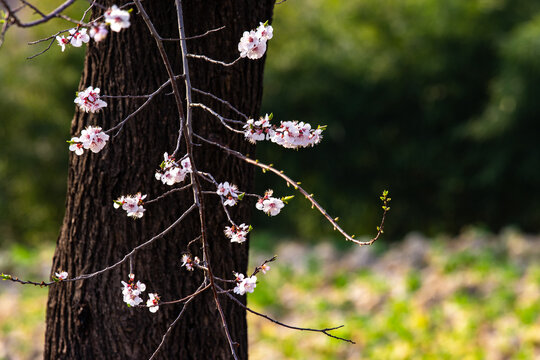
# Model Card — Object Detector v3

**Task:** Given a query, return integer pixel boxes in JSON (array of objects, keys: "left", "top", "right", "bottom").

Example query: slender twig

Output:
[
  {"left": 220, "top": 285, "right": 355, "bottom": 344},
  {"left": 145, "top": 183, "right": 193, "bottom": 205},
  {"left": 187, "top": 53, "right": 241, "bottom": 67},
  {"left": 192, "top": 87, "right": 249, "bottom": 121},
  {"left": 191, "top": 103, "right": 244, "bottom": 134},
  {"left": 148, "top": 282, "right": 205, "bottom": 360},
  {"left": 1, "top": 274, "right": 55, "bottom": 287},
  {"left": 157, "top": 283, "right": 210, "bottom": 306},
  {"left": 161, "top": 25, "right": 225, "bottom": 41},
  {"left": 105, "top": 75, "right": 184, "bottom": 136},
  {"left": 5, "top": 0, "right": 76, "bottom": 28},
  {"left": 68, "top": 203, "right": 197, "bottom": 281},
  {"left": 194, "top": 133, "right": 389, "bottom": 246}
]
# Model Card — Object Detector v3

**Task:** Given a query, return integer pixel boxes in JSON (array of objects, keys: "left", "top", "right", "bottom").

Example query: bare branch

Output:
[
  {"left": 68, "top": 203, "right": 197, "bottom": 281},
  {"left": 161, "top": 25, "right": 225, "bottom": 41},
  {"left": 148, "top": 282, "right": 206, "bottom": 360},
  {"left": 187, "top": 53, "right": 242, "bottom": 67},
  {"left": 145, "top": 183, "right": 193, "bottom": 205},
  {"left": 219, "top": 285, "right": 355, "bottom": 344},
  {"left": 191, "top": 102, "right": 245, "bottom": 133},
  {"left": 192, "top": 87, "right": 249, "bottom": 121}
]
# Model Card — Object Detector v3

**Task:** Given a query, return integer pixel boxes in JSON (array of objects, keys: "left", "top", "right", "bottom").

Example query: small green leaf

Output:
[{"left": 281, "top": 195, "right": 295, "bottom": 204}]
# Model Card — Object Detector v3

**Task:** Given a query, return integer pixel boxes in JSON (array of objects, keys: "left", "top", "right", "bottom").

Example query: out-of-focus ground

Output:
[{"left": 2, "top": 228, "right": 539, "bottom": 359}]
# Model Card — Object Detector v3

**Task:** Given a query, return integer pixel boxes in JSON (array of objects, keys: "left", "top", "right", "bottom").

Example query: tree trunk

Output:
[{"left": 45, "top": 1, "right": 274, "bottom": 359}]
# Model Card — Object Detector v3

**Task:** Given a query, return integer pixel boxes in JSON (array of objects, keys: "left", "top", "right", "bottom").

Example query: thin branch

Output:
[
  {"left": 105, "top": 75, "right": 184, "bottom": 136},
  {"left": 187, "top": 53, "right": 242, "bottom": 67},
  {"left": 148, "top": 282, "right": 205, "bottom": 360},
  {"left": 160, "top": 25, "right": 225, "bottom": 41},
  {"left": 193, "top": 133, "right": 389, "bottom": 246},
  {"left": 7, "top": 0, "right": 76, "bottom": 28},
  {"left": 145, "top": 183, "right": 193, "bottom": 205},
  {"left": 220, "top": 285, "right": 355, "bottom": 344},
  {"left": 192, "top": 87, "right": 249, "bottom": 121},
  {"left": 157, "top": 283, "right": 210, "bottom": 306},
  {"left": 68, "top": 203, "right": 197, "bottom": 281},
  {"left": 191, "top": 103, "right": 244, "bottom": 134},
  {"left": 1, "top": 274, "right": 55, "bottom": 287}
]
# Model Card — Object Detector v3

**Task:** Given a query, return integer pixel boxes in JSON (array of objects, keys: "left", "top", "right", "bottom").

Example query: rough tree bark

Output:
[{"left": 45, "top": 1, "right": 274, "bottom": 359}]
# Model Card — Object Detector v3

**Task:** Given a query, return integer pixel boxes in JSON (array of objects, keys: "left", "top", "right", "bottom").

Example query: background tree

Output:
[{"left": 39, "top": 1, "right": 273, "bottom": 358}]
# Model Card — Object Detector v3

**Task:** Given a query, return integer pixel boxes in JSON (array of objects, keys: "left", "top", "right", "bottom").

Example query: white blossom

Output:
[
  {"left": 105, "top": 5, "right": 131, "bottom": 32},
  {"left": 233, "top": 273, "right": 257, "bottom": 295},
  {"left": 256, "top": 22, "right": 273, "bottom": 41},
  {"left": 224, "top": 223, "right": 250, "bottom": 244},
  {"left": 146, "top": 293, "right": 160, "bottom": 313},
  {"left": 68, "top": 126, "right": 110, "bottom": 156},
  {"left": 260, "top": 264, "right": 271, "bottom": 274},
  {"left": 74, "top": 86, "right": 108, "bottom": 113},
  {"left": 89, "top": 24, "right": 108, "bottom": 42},
  {"left": 55, "top": 271, "right": 68, "bottom": 280},
  {"left": 181, "top": 254, "right": 199, "bottom": 271},
  {"left": 56, "top": 35, "right": 69, "bottom": 52},
  {"left": 217, "top": 182, "right": 241, "bottom": 207},
  {"left": 155, "top": 153, "right": 192, "bottom": 186},
  {"left": 69, "top": 28, "right": 90, "bottom": 47},
  {"left": 256, "top": 190, "right": 285, "bottom": 216},
  {"left": 114, "top": 192, "right": 146, "bottom": 218},
  {"left": 121, "top": 275, "right": 146, "bottom": 307}
]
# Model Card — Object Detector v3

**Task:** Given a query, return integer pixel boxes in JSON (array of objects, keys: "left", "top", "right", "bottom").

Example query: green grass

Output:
[{"left": 1, "top": 229, "right": 540, "bottom": 359}]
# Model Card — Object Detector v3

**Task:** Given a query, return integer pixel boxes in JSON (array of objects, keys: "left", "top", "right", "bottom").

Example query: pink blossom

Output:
[
  {"left": 74, "top": 86, "right": 107, "bottom": 113},
  {"left": 224, "top": 223, "right": 251, "bottom": 244},
  {"left": 68, "top": 126, "right": 109, "bottom": 155},
  {"left": 155, "top": 153, "right": 192, "bottom": 186},
  {"left": 256, "top": 189, "right": 285, "bottom": 216},
  {"left": 113, "top": 193, "right": 146, "bottom": 218},
  {"left": 216, "top": 182, "right": 241, "bottom": 206},
  {"left": 56, "top": 36, "right": 69, "bottom": 52},
  {"left": 181, "top": 254, "right": 200, "bottom": 271},
  {"left": 146, "top": 293, "right": 160, "bottom": 313},
  {"left": 233, "top": 273, "right": 257, "bottom": 295},
  {"left": 89, "top": 24, "right": 108, "bottom": 42},
  {"left": 256, "top": 22, "right": 273, "bottom": 41},
  {"left": 69, "top": 28, "right": 90, "bottom": 47},
  {"left": 105, "top": 5, "right": 131, "bottom": 32},
  {"left": 55, "top": 271, "right": 68, "bottom": 280},
  {"left": 121, "top": 275, "right": 146, "bottom": 307},
  {"left": 260, "top": 264, "right": 271, "bottom": 274}
]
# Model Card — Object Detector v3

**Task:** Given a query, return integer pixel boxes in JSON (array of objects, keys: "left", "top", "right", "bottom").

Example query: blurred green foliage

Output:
[
  {"left": 257, "top": 0, "right": 540, "bottom": 240},
  {"left": 3, "top": 0, "right": 540, "bottom": 246},
  {"left": 0, "top": 2, "right": 86, "bottom": 245}
]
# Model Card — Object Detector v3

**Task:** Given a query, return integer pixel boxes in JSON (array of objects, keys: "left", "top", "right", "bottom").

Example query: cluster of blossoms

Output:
[
  {"left": 256, "top": 190, "right": 286, "bottom": 216},
  {"left": 224, "top": 223, "right": 251, "bottom": 244},
  {"left": 68, "top": 125, "right": 110, "bottom": 155},
  {"left": 74, "top": 86, "right": 107, "bottom": 113},
  {"left": 121, "top": 273, "right": 146, "bottom": 307},
  {"left": 233, "top": 272, "right": 257, "bottom": 296},
  {"left": 113, "top": 192, "right": 147, "bottom": 218},
  {"left": 146, "top": 293, "right": 160, "bottom": 313},
  {"left": 155, "top": 153, "right": 192, "bottom": 186},
  {"left": 181, "top": 254, "right": 200, "bottom": 271},
  {"left": 243, "top": 114, "right": 325, "bottom": 149},
  {"left": 238, "top": 22, "right": 273, "bottom": 60},
  {"left": 216, "top": 182, "right": 243, "bottom": 207},
  {"left": 56, "top": 5, "right": 130, "bottom": 51},
  {"left": 54, "top": 271, "right": 68, "bottom": 281}
]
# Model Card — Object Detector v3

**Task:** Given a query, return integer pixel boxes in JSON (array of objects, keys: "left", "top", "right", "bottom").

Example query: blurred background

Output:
[{"left": 1, "top": 0, "right": 540, "bottom": 358}]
